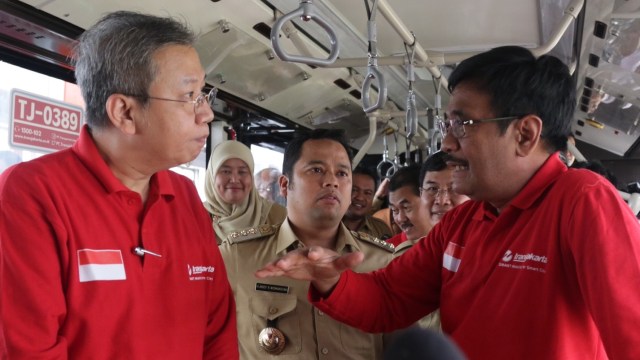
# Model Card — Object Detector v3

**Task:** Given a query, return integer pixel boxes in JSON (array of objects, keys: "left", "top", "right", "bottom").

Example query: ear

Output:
[
  {"left": 513, "top": 115, "right": 542, "bottom": 157},
  {"left": 105, "top": 94, "right": 139, "bottom": 135},
  {"left": 279, "top": 174, "right": 290, "bottom": 198}
]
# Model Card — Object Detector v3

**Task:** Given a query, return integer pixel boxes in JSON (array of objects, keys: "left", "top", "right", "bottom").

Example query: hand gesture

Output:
[{"left": 255, "top": 246, "right": 364, "bottom": 294}]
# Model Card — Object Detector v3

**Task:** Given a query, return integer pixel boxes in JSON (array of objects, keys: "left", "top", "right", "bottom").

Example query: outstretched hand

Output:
[{"left": 255, "top": 246, "right": 365, "bottom": 295}]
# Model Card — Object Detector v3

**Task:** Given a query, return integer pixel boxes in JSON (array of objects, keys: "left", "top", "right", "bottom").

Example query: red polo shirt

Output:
[
  {"left": 311, "top": 155, "right": 640, "bottom": 359},
  {"left": 0, "top": 126, "right": 238, "bottom": 359}
]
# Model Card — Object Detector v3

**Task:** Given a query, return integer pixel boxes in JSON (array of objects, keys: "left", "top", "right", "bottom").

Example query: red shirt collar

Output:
[
  {"left": 473, "top": 153, "right": 567, "bottom": 220},
  {"left": 71, "top": 125, "right": 175, "bottom": 198}
]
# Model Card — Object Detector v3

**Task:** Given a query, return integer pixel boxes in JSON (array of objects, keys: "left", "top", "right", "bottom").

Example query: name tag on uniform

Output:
[{"left": 255, "top": 283, "right": 289, "bottom": 294}]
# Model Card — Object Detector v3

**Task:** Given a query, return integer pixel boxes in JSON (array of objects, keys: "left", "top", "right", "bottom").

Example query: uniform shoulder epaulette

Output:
[
  {"left": 227, "top": 224, "right": 279, "bottom": 244},
  {"left": 350, "top": 230, "right": 395, "bottom": 253}
]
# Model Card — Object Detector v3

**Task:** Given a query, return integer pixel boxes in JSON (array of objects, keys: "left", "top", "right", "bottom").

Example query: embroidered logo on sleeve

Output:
[
  {"left": 78, "top": 249, "right": 126, "bottom": 282},
  {"left": 443, "top": 242, "right": 463, "bottom": 272}
]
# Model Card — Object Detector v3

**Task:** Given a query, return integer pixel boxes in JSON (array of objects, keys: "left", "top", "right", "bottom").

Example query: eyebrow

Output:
[
  {"left": 305, "top": 160, "right": 351, "bottom": 171},
  {"left": 181, "top": 75, "right": 206, "bottom": 87},
  {"left": 446, "top": 109, "right": 464, "bottom": 119}
]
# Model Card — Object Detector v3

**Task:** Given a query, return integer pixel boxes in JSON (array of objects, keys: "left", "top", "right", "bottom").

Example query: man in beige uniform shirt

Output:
[
  {"left": 220, "top": 129, "right": 394, "bottom": 359},
  {"left": 342, "top": 167, "right": 393, "bottom": 239}
]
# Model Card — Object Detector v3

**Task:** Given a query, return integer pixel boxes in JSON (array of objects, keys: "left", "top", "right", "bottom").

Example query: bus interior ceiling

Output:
[{"left": 1, "top": 0, "right": 640, "bottom": 185}]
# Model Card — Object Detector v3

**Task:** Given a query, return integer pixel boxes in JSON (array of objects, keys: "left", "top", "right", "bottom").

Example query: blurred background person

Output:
[
  {"left": 372, "top": 178, "right": 402, "bottom": 236},
  {"left": 419, "top": 151, "right": 470, "bottom": 230},
  {"left": 204, "top": 140, "right": 286, "bottom": 244},
  {"left": 559, "top": 134, "right": 576, "bottom": 166},
  {"left": 255, "top": 167, "right": 286, "bottom": 206},
  {"left": 386, "top": 165, "right": 430, "bottom": 247},
  {"left": 343, "top": 166, "right": 393, "bottom": 239}
]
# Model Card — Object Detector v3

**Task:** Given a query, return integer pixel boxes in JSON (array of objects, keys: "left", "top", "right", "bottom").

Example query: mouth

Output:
[
  {"left": 319, "top": 193, "right": 340, "bottom": 204},
  {"left": 399, "top": 223, "right": 413, "bottom": 232},
  {"left": 196, "top": 135, "right": 208, "bottom": 146},
  {"left": 443, "top": 154, "right": 469, "bottom": 171}
]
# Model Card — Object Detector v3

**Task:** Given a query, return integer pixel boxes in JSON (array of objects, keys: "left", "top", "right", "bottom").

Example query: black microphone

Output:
[
  {"left": 384, "top": 328, "right": 467, "bottom": 360},
  {"left": 132, "top": 247, "right": 162, "bottom": 258}
]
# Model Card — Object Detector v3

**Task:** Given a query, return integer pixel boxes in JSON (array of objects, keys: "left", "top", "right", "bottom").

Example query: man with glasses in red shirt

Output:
[
  {"left": 0, "top": 11, "right": 237, "bottom": 359},
  {"left": 256, "top": 46, "right": 640, "bottom": 359}
]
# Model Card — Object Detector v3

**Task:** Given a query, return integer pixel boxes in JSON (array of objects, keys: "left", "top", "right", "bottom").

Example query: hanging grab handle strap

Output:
[
  {"left": 362, "top": 0, "right": 387, "bottom": 113},
  {"left": 270, "top": 0, "right": 339, "bottom": 67}
]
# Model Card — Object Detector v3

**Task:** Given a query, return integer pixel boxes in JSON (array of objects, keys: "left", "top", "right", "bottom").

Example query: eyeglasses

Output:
[
  {"left": 130, "top": 87, "right": 218, "bottom": 114},
  {"left": 438, "top": 116, "right": 518, "bottom": 138},
  {"left": 420, "top": 186, "right": 453, "bottom": 199}
]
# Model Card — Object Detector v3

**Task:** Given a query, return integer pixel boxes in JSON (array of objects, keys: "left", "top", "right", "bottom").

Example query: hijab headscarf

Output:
[{"left": 204, "top": 140, "right": 277, "bottom": 241}]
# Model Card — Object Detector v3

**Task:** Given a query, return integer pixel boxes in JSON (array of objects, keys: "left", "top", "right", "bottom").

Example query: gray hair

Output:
[{"left": 72, "top": 11, "right": 196, "bottom": 128}]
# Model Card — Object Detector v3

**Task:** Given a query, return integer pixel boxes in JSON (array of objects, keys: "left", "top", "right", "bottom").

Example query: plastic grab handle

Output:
[
  {"left": 270, "top": 1, "right": 339, "bottom": 67},
  {"left": 377, "top": 159, "right": 397, "bottom": 179},
  {"left": 405, "top": 91, "right": 417, "bottom": 138},
  {"left": 362, "top": 66, "right": 387, "bottom": 113}
]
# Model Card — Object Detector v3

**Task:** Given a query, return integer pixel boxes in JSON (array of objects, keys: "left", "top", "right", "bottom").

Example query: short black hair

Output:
[
  {"left": 282, "top": 129, "right": 353, "bottom": 179},
  {"left": 352, "top": 166, "right": 379, "bottom": 189},
  {"left": 389, "top": 164, "right": 421, "bottom": 197},
  {"left": 448, "top": 46, "right": 576, "bottom": 152},
  {"left": 419, "top": 151, "right": 448, "bottom": 186}
]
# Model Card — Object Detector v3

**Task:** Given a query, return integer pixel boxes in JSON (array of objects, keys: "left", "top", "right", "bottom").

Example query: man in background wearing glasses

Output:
[
  {"left": 0, "top": 11, "right": 237, "bottom": 359},
  {"left": 392, "top": 151, "right": 470, "bottom": 254},
  {"left": 256, "top": 46, "right": 640, "bottom": 359}
]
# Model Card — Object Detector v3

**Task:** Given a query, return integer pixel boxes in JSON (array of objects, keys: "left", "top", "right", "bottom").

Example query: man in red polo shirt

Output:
[
  {"left": 256, "top": 46, "right": 640, "bottom": 359},
  {"left": 0, "top": 11, "right": 237, "bottom": 359}
]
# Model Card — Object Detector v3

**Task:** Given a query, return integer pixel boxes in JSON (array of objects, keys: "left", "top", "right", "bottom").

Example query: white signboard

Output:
[{"left": 10, "top": 89, "right": 83, "bottom": 152}]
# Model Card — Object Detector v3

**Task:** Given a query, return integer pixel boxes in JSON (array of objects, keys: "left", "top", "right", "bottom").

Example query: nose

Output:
[
  {"left": 394, "top": 210, "right": 408, "bottom": 224},
  {"left": 434, "top": 189, "right": 452, "bottom": 205},
  {"left": 440, "top": 131, "right": 459, "bottom": 153},
  {"left": 322, "top": 172, "right": 339, "bottom": 188},
  {"left": 197, "top": 104, "right": 214, "bottom": 124}
]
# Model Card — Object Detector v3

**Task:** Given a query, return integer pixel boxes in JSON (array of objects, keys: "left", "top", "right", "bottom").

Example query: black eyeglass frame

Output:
[
  {"left": 127, "top": 87, "right": 218, "bottom": 114},
  {"left": 438, "top": 116, "right": 520, "bottom": 138}
]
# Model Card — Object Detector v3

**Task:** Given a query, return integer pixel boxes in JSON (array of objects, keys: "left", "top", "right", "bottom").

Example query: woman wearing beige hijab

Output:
[{"left": 204, "top": 141, "right": 286, "bottom": 244}]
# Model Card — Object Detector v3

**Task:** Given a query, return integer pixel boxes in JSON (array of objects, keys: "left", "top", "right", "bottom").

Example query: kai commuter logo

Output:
[{"left": 187, "top": 264, "right": 215, "bottom": 281}]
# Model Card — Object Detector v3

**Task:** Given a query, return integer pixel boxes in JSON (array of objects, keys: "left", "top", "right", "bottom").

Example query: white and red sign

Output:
[
  {"left": 10, "top": 89, "right": 83, "bottom": 152},
  {"left": 77, "top": 249, "right": 126, "bottom": 283}
]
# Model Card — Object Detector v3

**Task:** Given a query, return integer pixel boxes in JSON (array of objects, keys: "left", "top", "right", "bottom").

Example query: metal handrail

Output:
[{"left": 270, "top": 0, "right": 339, "bottom": 67}]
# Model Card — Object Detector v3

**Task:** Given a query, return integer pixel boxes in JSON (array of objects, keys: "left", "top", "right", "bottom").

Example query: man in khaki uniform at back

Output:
[
  {"left": 342, "top": 167, "right": 393, "bottom": 239},
  {"left": 220, "top": 129, "right": 394, "bottom": 359}
]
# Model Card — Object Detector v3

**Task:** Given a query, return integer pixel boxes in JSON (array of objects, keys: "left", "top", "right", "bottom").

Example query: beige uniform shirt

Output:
[
  {"left": 393, "top": 238, "right": 441, "bottom": 331},
  {"left": 356, "top": 216, "right": 393, "bottom": 240},
  {"left": 220, "top": 220, "right": 394, "bottom": 360}
]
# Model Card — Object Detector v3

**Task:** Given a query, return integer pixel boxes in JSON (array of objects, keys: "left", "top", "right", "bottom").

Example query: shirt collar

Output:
[
  {"left": 275, "top": 219, "right": 360, "bottom": 255},
  {"left": 72, "top": 125, "right": 175, "bottom": 199},
  {"left": 473, "top": 153, "right": 566, "bottom": 220}
]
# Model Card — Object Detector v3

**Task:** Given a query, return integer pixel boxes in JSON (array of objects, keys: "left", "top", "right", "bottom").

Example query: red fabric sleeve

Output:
[
  {"left": 0, "top": 167, "right": 70, "bottom": 358},
  {"left": 309, "top": 230, "right": 443, "bottom": 333},
  {"left": 565, "top": 178, "right": 640, "bottom": 359}
]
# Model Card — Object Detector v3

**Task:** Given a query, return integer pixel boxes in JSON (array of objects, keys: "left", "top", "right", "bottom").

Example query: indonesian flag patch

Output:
[
  {"left": 443, "top": 242, "right": 463, "bottom": 272},
  {"left": 78, "top": 249, "right": 126, "bottom": 282}
]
